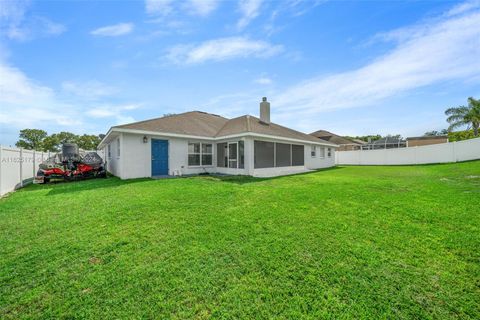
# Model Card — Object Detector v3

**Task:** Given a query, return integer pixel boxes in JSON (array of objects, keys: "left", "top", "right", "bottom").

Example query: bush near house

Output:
[{"left": 1, "top": 162, "right": 479, "bottom": 319}]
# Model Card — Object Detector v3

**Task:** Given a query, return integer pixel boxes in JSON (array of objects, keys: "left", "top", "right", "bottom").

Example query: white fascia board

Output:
[
  {"left": 216, "top": 132, "right": 339, "bottom": 147},
  {"left": 98, "top": 127, "right": 339, "bottom": 149},
  {"left": 98, "top": 128, "right": 113, "bottom": 149}
]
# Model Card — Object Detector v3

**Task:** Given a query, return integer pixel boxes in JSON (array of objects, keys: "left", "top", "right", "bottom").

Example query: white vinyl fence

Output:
[
  {"left": 336, "top": 137, "right": 480, "bottom": 165},
  {"left": 0, "top": 146, "right": 105, "bottom": 197}
]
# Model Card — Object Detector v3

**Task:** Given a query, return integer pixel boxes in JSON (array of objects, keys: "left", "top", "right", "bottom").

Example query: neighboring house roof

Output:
[
  {"left": 351, "top": 139, "right": 367, "bottom": 145},
  {"left": 406, "top": 136, "right": 448, "bottom": 140},
  {"left": 367, "top": 137, "right": 406, "bottom": 146},
  {"left": 310, "top": 130, "right": 361, "bottom": 145},
  {"left": 99, "top": 111, "right": 337, "bottom": 148}
]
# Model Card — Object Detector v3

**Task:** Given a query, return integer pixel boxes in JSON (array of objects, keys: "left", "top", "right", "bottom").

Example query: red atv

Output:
[{"left": 34, "top": 143, "right": 106, "bottom": 184}]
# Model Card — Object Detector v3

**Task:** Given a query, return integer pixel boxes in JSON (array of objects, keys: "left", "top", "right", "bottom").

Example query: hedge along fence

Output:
[
  {"left": 336, "top": 137, "right": 480, "bottom": 165},
  {"left": 0, "top": 146, "right": 105, "bottom": 197}
]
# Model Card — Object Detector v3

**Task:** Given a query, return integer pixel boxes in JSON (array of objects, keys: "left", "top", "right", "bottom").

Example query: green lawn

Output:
[{"left": 1, "top": 162, "right": 479, "bottom": 319}]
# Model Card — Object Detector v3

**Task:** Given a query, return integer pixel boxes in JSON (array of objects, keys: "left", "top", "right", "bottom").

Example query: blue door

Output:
[{"left": 151, "top": 139, "right": 169, "bottom": 176}]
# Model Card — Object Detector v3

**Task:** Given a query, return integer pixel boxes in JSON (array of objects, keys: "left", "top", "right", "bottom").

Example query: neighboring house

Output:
[
  {"left": 310, "top": 130, "right": 365, "bottom": 151},
  {"left": 406, "top": 136, "right": 448, "bottom": 147},
  {"left": 362, "top": 136, "right": 407, "bottom": 150},
  {"left": 98, "top": 98, "right": 338, "bottom": 179}
]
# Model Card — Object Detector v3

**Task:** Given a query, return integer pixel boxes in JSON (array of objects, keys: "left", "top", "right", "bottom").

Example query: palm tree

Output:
[{"left": 445, "top": 97, "right": 480, "bottom": 137}]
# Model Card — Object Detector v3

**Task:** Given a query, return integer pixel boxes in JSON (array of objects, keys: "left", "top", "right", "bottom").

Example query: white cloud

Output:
[
  {"left": 0, "top": 62, "right": 80, "bottom": 128},
  {"left": 237, "top": 0, "right": 263, "bottom": 29},
  {"left": 145, "top": 0, "right": 174, "bottom": 16},
  {"left": 146, "top": 0, "right": 218, "bottom": 17},
  {"left": 445, "top": 0, "right": 480, "bottom": 17},
  {"left": 166, "top": 37, "right": 283, "bottom": 64},
  {"left": 0, "top": 60, "right": 140, "bottom": 141},
  {"left": 90, "top": 23, "right": 134, "bottom": 37},
  {"left": 254, "top": 76, "right": 273, "bottom": 85},
  {"left": 62, "top": 80, "right": 117, "bottom": 99},
  {"left": 273, "top": 5, "right": 480, "bottom": 119},
  {"left": 185, "top": 0, "right": 219, "bottom": 16},
  {"left": 0, "top": 0, "right": 66, "bottom": 41},
  {"left": 86, "top": 104, "right": 141, "bottom": 118}
]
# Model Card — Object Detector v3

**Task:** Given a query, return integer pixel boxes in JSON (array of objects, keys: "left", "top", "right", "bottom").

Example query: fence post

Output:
[
  {"left": 33, "top": 150, "right": 36, "bottom": 177},
  {"left": 453, "top": 141, "right": 457, "bottom": 162},
  {"left": 19, "top": 148, "right": 23, "bottom": 187}
]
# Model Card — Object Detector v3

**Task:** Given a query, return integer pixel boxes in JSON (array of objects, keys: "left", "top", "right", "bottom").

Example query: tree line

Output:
[
  {"left": 15, "top": 129, "right": 105, "bottom": 152},
  {"left": 344, "top": 97, "right": 479, "bottom": 143}
]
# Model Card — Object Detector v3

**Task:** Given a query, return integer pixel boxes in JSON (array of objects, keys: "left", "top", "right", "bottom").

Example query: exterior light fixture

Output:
[{"left": 143, "top": 136, "right": 148, "bottom": 143}]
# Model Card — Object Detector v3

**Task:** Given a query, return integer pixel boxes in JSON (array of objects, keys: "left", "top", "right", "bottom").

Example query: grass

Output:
[{"left": 1, "top": 162, "right": 479, "bottom": 319}]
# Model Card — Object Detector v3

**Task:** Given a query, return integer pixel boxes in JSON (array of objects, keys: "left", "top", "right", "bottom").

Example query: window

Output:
[
  {"left": 189, "top": 142, "right": 213, "bottom": 166},
  {"left": 275, "top": 143, "right": 291, "bottom": 167},
  {"left": 202, "top": 143, "right": 213, "bottom": 166},
  {"left": 108, "top": 144, "right": 111, "bottom": 158},
  {"left": 311, "top": 145, "right": 316, "bottom": 157},
  {"left": 117, "top": 138, "right": 120, "bottom": 157},
  {"left": 327, "top": 148, "right": 332, "bottom": 157},
  {"left": 254, "top": 141, "right": 275, "bottom": 168},
  {"left": 319, "top": 147, "right": 325, "bottom": 158},
  {"left": 292, "top": 145, "right": 304, "bottom": 166}
]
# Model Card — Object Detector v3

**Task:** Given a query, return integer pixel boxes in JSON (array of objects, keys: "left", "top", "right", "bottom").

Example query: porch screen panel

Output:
[
  {"left": 275, "top": 143, "right": 291, "bottom": 167},
  {"left": 254, "top": 140, "right": 274, "bottom": 168},
  {"left": 239, "top": 141, "right": 245, "bottom": 169},
  {"left": 217, "top": 143, "right": 226, "bottom": 167},
  {"left": 292, "top": 145, "right": 304, "bottom": 166}
]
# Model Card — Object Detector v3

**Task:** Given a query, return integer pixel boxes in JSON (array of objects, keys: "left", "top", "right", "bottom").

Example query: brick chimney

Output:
[{"left": 260, "top": 97, "right": 270, "bottom": 124}]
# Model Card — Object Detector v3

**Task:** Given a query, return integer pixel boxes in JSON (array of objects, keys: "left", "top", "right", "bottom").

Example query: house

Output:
[
  {"left": 362, "top": 136, "right": 406, "bottom": 150},
  {"left": 98, "top": 98, "right": 338, "bottom": 179},
  {"left": 310, "top": 130, "right": 366, "bottom": 151},
  {"left": 406, "top": 136, "right": 448, "bottom": 147}
]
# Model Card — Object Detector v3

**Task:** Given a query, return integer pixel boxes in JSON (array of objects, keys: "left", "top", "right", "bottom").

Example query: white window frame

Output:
[
  {"left": 311, "top": 145, "right": 316, "bottom": 157},
  {"left": 188, "top": 142, "right": 213, "bottom": 167},
  {"left": 327, "top": 148, "right": 332, "bottom": 158},
  {"left": 108, "top": 144, "right": 111, "bottom": 159}
]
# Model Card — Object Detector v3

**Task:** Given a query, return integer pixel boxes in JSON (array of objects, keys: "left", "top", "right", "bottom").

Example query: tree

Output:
[
  {"left": 424, "top": 129, "right": 448, "bottom": 136},
  {"left": 445, "top": 97, "right": 480, "bottom": 137},
  {"left": 54, "top": 131, "right": 78, "bottom": 144},
  {"left": 15, "top": 129, "right": 47, "bottom": 150},
  {"left": 42, "top": 135, "right": 61, "bottom": 152},
  {"left": 76, "top": 134, "right": 101, "bottom": 150}
]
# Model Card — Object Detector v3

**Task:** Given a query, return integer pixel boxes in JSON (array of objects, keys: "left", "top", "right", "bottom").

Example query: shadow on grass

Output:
[
  {"left": 200, "top": 166, "right": 345, "bottom": 185},
  {"left": 23, "top": 177, "right": 151, "bottom": 196}
]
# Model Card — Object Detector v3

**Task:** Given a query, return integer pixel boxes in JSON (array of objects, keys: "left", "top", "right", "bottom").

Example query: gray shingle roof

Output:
[
  {"left": 115, "top": 111, "right": 228, "bottom": 137},
  {"left": 310, "top": 130, "right": 362, "bottom": 145},
  {"left": 113, "top": 111, "right": 333, "bottom": 145}
]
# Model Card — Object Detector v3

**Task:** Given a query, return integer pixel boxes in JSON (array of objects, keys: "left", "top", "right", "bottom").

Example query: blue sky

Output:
[{"left": 1, "top": 0, "right": 479, "bottom": 146}]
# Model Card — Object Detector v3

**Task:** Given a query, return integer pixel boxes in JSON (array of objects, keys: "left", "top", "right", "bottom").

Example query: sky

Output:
[{"left": 1, "top": 0, "right": 479, "bottom": 146}]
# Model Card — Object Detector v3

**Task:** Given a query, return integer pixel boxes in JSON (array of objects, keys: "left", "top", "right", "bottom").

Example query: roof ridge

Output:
[{"left": 114, "top": 110, "right": 228, "bottom": 128}]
